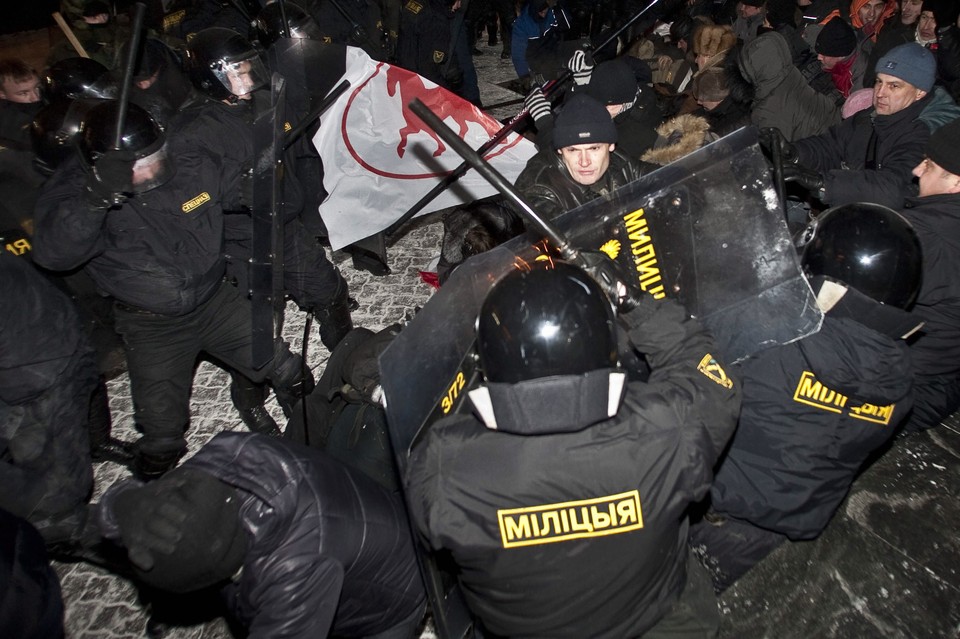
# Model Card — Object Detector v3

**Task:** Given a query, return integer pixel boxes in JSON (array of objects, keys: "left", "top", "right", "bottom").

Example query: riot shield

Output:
[
  {"left": 250, "top": 74, "right": 287, "bottom": 369},
  {"left": 264, "top": 38, "right": 347, "bottom": 122}
]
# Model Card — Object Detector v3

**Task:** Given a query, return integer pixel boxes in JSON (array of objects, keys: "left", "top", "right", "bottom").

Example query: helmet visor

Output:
[
  {"left": 214, "top": 56, "right": 268, "bottom": 98},
  {"left": 132, "top": 144, "right": 173, "bottom": 193}
]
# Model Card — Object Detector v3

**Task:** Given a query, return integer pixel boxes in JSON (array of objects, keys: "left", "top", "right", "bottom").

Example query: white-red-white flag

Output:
[{"left": 312, "top": 47, "right": 536, "bottom": 250}]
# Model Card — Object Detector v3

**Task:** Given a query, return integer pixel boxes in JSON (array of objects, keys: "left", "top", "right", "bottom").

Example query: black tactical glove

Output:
[
  {"left": 86, "top": 150, "right": 135, "bottom": 208},
  {"left": 567, "top": 49, "right": 595, "bottom": 86},
  {"left": 783, "top": 163, "right": 825, "bottom": 197},
  {"left": 578, "top": 250, "right": 643, "bottom": 313},
  {"left": 524, "top": 87, "right": 552, "bottom": 123},
  {"left": 758, "top": 127, "right": 799, "bottom": 165}
]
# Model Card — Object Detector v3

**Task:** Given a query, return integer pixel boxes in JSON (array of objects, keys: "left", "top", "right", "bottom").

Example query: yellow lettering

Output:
[
  {"left": 590, "top": 505, "right": 612, "bottom": 529},
  {"left": 540, "top": 512, "right": 562, "bottom": 536},
  {"left": 6, "top": 238, "right": 31, "bottom": 255},
  {"left": 617, "top": 498, "right": 641, "bottom": 526},
  {"left": 502, "top": 515, "right": 531, "bottom": 542},
  {"left": 441, "top": 371, "right": 466, "bottom": 414},
  {"left": 569, "top": 507, "right": 594, "bottom": 533},
  {"left": 498, "top": 491, "right": 644, "bottom": 548}
]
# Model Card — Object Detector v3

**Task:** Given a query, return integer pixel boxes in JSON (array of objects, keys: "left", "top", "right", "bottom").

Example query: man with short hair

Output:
[
  {"left": 0, "top": 58, "right": 42, "bottom": 148},
  {"left": 898, "top": 119, "right": 960, "bottom": 431},
  {"left": 786, "top": 42, "right": 934, "bottom": 208},
  {"left": 514, "top": 93, "right": 641, "bottom": 221},
  {"left": 0, "top": 59, "right": 40, "bottom": 104}
]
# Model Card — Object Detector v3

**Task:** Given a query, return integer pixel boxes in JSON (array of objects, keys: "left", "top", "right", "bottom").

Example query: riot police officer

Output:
[
  {"left": 32, "top": 101, "right": 313, "bottom": 478},
  {"left": 405, "top": 257, "right": 741, "bottom": 637},
  {"left": 178, "top": 28, "right": 355, "bottom": 435}
]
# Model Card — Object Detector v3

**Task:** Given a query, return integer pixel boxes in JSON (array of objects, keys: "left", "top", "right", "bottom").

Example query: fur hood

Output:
[{"left": 640, "top": 114, "right": 711, "bottom": 166}]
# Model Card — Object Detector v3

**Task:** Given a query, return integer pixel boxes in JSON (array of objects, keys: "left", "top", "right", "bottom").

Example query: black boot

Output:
[
  {"left": 133, "top": 446, "right": 186, "bottom": 481},
  {"left": 316, "top": 278, "right": 355, "bottom": 351},
  {"left": 91, "top": 437, "right": 136, "bottom": 466},
  {"left": 87, "top": 374, "right": 135, "bottom": 466},
  {"left": 229, "top": 373, "right": 281, "bottom": 436}
]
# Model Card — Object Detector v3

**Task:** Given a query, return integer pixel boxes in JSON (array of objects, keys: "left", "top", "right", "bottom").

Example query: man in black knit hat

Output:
[
  {"left": 514, "top": 93, "right": 642, "bottom": 221},
  {"left": 816, "top": 16, "right": 868, "bottom": 97}
]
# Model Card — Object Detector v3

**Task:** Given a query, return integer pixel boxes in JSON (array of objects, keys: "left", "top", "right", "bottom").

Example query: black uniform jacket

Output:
[
  {"left": 32, "top": 148, "right": 237, "bottom": 316},
  {"left": 514, "top": 148, "right": 642, "bottom": 222},
  {"left": 793, "top": 93, "right": 931, "bottom": 209},
  {"left": 711, "top": 314, "right": 913, "bottom": 540},
  {"left": 102, "top": 432, "right": 425, "bottom": 639},
  {"left": 901, "top": 192, "right": 960, "bottom": 378},
  {"left": 406, "top": 297, "right": 740, "bottom": 638}
]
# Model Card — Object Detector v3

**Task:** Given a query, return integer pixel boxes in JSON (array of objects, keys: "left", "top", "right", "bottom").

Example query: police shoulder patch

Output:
[
  {"left": 697, "top": 354, "right": 733, "bottom": 389},
  {"left": 182, "top": 192, "right": 211, "bottom": 213}
]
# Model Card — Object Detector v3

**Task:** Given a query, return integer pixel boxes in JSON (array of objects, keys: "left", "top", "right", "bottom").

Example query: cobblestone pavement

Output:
[{"left": 56, "top": 41, "right": 521, "bottom": 639}]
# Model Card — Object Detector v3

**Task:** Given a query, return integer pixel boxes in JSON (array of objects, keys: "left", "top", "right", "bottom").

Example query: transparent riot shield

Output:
[
  {"left": 264, "top": 39, "right": 346, "bottom": 122},
  {"left": 542, "top": 125, "right": 822, "bottom": 363},
  {"left": 250, "top": 74, "right": 286, "bottom": 369}
]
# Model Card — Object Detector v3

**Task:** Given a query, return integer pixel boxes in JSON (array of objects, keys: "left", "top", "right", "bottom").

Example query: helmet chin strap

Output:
[{"left": 468, "top": 370, "right": 626, "bottom": 434}]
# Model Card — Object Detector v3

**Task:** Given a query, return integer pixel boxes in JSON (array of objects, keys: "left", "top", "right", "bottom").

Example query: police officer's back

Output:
[{"left": 406, "top": 258, "right": 741, "bottom": 637}]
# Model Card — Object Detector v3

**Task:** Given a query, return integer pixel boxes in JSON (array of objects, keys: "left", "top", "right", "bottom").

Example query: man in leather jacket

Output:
[
  {"left": 99, "top": 432, "right": 426, "bottom": 639},
  {"left": 514, "top": 93, "right": 642, "bottom": 222}
]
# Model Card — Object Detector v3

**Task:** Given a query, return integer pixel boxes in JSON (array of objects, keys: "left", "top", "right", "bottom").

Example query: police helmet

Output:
[
  {"left": 255, "top": 2, "right": 323, "bottom": 48},
  {"left": 79, "top": 101, "right": 172, "bottom": 193},
  {"left": 477, "top": 260, "right": 618, "bottom": 384},
  {"left": 44, "top": 57, "right": 114, "bottom": 101},
  {"left": 30, "top": 97, "right": 102, "bottom": 175},
  {"left": 184, "top": 27, "right": 269, "bottom": 102},
  {"left": 798, "top": 202, "right": 923, "bottom": 309}
]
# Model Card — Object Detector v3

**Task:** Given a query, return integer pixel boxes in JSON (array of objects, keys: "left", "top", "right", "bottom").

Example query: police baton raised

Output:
[
  {"left": 112, "top": 2, "right": 147, "bottom": 149},
  {"left": 383, "top": 0, "right": 664, "bottom": 240},
  {"left": 408, "top": 98, "right": 579, "bottom": 261}
]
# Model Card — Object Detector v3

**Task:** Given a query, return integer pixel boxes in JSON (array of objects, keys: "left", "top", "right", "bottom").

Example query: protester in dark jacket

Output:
[
  {"left": 99, "top": 432, "right": 426, "bottom": 639},
  {"left": 739, "top": 31, "right": 840, "bottom": 140},
  {"left": 406, "top": 259, "right": 741, "bottom": 638},
  {"left": 790, "top": 42, "right": 934, "bottom": 208}
]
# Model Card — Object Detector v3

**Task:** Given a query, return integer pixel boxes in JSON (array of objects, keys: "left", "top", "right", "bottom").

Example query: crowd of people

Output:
[{"left": 1, "top": 0, "right": 959, "bottom": 637}]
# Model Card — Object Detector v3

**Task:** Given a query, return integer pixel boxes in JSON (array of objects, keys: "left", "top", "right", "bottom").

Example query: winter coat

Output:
[
  {"left": 0, "top": 253, "right": 95, "bottom": 540},
  {"left": 514, "top": 148, "right": 642, "bottom": 221},
  {"left": 901, "top": 192, "right": 960, "bottom": 379},
  {"left": 794, "top": 91, "right": 931, "bottom": 208},
  {"left": 102, "top": 432, "right": 426, "bottom": 639},
  {"left": 510, "top": 3, "right": 555, "bottom": 78},
  {"left": 738, "top": 32, "right": 840, "bottom": 141},
  {"left": 919, "top": 86, "right": 960, "bottom": 132},
  {"left": 711, "top": 306, "right": 914, "bottom": 540},
  {"left": 33, "top": 149, "right": 237, "bottom": 316},
  {"left": 937, "top": 25, "right": 960, "bottom": 102},
  {"left": 406, "top": 296, "right": 741, "bottom": 638}
]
